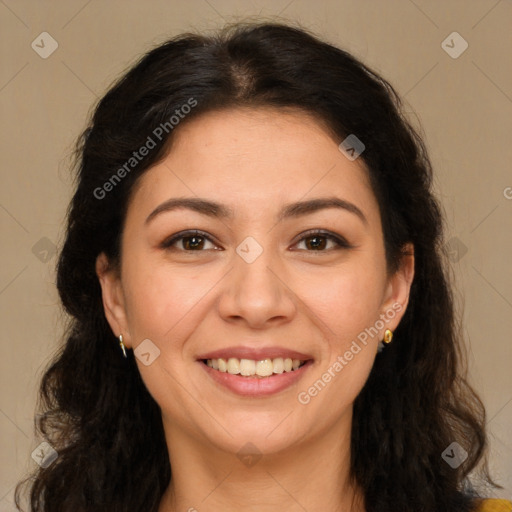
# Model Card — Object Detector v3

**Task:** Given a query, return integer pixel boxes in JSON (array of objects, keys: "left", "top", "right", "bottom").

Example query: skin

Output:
[{"left": 96, "top": 107, "right": 414, "bottom": 512}]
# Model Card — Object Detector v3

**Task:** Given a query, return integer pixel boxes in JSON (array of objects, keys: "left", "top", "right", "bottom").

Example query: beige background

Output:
[{"left": 1, "top": 0, "right": 511, "bottom": 508}]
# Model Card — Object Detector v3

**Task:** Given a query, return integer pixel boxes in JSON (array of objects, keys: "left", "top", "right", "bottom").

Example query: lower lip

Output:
[{"left": 199, "top": 360, "right": 314, "bottom": 397}]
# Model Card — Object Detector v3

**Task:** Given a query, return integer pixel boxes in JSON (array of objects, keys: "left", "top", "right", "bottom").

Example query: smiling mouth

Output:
[{"left": 202, "top": 357, "right": 309, "bottom": 378}]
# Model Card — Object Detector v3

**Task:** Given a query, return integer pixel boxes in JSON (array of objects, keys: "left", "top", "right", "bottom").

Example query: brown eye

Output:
[
  {"left": 180, "top": 235, "right": 207, "bottom": 250},
  {"left": 294, "top": 230, "right": 352, "bottom": 252},
  {"left": 161, "top": 230, "right": 219, "bottom": 251}
]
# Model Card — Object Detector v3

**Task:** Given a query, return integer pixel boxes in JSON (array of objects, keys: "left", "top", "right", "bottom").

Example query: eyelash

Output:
[{"left": 160, "top": 229, "right": 352, "bottom": 253}]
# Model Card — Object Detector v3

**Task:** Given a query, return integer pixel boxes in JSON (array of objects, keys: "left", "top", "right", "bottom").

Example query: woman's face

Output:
[{"left": 97, "top": 107, "right": 413, "bottom": 456}]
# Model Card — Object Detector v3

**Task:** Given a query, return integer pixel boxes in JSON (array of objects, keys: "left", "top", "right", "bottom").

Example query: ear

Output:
[
  {"left": 380, "top": 243, "right": 415, "bottom": 332},
  {"left": 95, "top": 252, "right": 132, "bottom": 348}
]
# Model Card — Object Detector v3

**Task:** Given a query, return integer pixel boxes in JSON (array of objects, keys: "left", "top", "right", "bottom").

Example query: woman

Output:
[{"left": 16, "top": 21, "right": 511, "bottom": 512}]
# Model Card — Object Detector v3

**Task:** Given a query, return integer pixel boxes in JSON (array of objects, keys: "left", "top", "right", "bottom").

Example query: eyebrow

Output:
[{"left": 145, "top": 196, "right": 368, "bottom": 226}]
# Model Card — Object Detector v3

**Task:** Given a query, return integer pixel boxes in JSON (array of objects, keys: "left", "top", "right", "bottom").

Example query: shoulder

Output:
[{"left": 474, "top": 499, "right": 512, "bottom": 512}]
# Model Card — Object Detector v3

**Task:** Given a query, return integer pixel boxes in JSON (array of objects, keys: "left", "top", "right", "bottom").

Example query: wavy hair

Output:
[{"left": 16, "top": 21, "right": 499, "bottom": 512}]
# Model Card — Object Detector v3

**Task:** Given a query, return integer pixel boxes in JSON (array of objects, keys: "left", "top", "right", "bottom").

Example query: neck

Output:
[{"left": 158, "top": 410, "right": 365, "bottom": 512}]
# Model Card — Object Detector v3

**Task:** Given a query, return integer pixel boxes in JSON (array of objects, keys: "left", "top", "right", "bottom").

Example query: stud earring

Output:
[
  {"left": 383, "top": 329, "right": 393, "bottom": 344},
  {"left": 119, "top": 334, "right": 127, "bottom": 358}
]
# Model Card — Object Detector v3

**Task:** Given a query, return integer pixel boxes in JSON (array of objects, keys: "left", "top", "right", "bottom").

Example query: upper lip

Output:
[{"left": 197, "top": 346, "right": 314, "bottom": 361}]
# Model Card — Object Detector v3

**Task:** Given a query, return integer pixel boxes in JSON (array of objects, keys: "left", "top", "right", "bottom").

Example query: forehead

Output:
[
  {"left": 170, "top": 106, "right": 347, "bottom": 166},
  {"left": 128, "top": 107, "right": 378, "bottom": 225}
]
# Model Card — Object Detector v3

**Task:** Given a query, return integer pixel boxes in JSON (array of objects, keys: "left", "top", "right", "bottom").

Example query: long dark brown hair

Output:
[{"left": 16, "top": 21, "right": 500, "bottom": 512}]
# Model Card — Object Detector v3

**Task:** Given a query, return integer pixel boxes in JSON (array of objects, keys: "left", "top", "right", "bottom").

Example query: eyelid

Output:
[
  {"left": 160, "top": 228, "right": 353, "bottom": 252},
  {"left": 290, "top": 229, "right": 353, "bottom": 250},
  {"left": 160, "top": 229, "right": 220, "bottom": 250}
]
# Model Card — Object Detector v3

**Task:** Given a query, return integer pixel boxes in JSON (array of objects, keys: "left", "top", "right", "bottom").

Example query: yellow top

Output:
[{"left": 476, "top": 499, "right": 512, "bottom": 512}]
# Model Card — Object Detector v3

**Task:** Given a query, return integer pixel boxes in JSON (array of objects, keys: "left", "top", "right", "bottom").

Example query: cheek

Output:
[
  {"left": 297, "top": 269, "right": 381, "bottom": 414},
  {"left": 303, "top": 262, "right": 385, "bottom": 339},
  {"left": 122, "top": 262, "right": 212, "bottom": 341}
]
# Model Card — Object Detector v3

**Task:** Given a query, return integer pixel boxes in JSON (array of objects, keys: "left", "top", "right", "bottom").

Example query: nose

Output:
[{"left": 216, "top": 244, "right": 297, "bottom": 329}]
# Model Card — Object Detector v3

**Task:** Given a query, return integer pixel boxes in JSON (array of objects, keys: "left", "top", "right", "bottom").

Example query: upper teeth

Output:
[{"left": 206, "top": 357, "right": 305, "bottom": 377}]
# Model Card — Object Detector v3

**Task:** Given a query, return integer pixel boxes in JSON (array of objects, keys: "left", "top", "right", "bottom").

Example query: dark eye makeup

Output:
[{"left": 159, "top": 228, "right": 354, "bottom": 253}]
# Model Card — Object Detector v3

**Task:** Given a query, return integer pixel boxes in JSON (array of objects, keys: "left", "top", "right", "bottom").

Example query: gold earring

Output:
[
  {"left": 119, "top": 334, "right": 127, "bottom": 358},
  {"left": 383, "top": 329, "right": 393, "bottom": 344}
]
